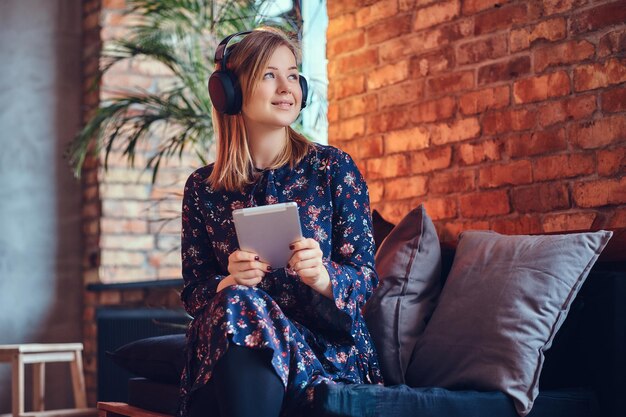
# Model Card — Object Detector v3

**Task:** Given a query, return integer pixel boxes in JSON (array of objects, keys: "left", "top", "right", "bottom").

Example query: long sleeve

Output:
[
  {"left": 303, "top": 150, "right": 379, "bottom": 342},
  {"left": 326, "top": 151, "right": 379, "bottom": 315},
  {"left": 180, "top": 171, "right": 225, "bottom": 317}
]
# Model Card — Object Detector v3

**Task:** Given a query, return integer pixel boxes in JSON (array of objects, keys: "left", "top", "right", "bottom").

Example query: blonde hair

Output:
[{"left": 208, "top": 27, "right": 313, "bottom": 192}]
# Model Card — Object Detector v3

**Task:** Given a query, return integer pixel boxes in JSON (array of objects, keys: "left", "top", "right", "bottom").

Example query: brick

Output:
[
  {"left": 462, "top": 0, "right": 509, "bottom": 15},
  {"left": 385, "top": 176, "right": 428, "bottom": 199},
  {"left": 459, "top": 189, "right": 510, "bottom": 218},
  {"left": 483, "top": 108, "right": 536, "bottom": 135},
  {"left": 457, "top": 34, "right": 507, "bottom": 65},
  {"left": 328, "top": 13, "right": 356, "bottom": 38},
  {"left": 459, "top": 85, "right": 509, "bottom": 115},
  {"left": 603, "top": 86, "right": 626, "bottom": 113},
  {"left": 368, "top": 180, "right": 384, "bottom": 203},
  {"left": 423, "top": 198, "right": 458, "bottom": 220},
  {"left": 410, "top": 96, "right": 457, "bottom": 123},
  {"left": 569, "top": 115, "right": 626, "bottom": 149},
  {"left": 598, "top": 28, "right": 626, "bottom": 58},
  {"left": 570, "top": 1, "right": 626, "bottom": 35},
  {"left": 102, "top": 200, "right": 151, "bottom": 218},
  {"left": 366, "top": 108, "right": 411, "bottom": 134},
  {"left": 98, "top": 290, "right": 122, "bottom": 305},
  {"left": 574, "top": 58, "right": 626, "bottom": 92},
  {"left": 478, "top": 56, "right": 531, "bottom": 85},
  {"left": 327, "top": 30, "right": 365, "bottom": 56},
  {"left": 543, "top": 0, "right": 586, "bottom": 16},
  {"left": 475, "top": 3, "right": 527, "bottom": 35},
  {"left": 385, "top": 126, "right": 430, "bottom": 154},
  {"left": 380, "top": 20, "right": 473, "bottom": 61},
  {"left": 367, "top": 14, "right": 412, "bottom": 45},
  {"left": 334, "top": 75, "right": 366, "bottom": 99},
  {"left": 335, "top": 48, "right": 378, "bottom": 75},
  {"left": 597, "top": 146, "right": 626, "bottom": 176},
  {"left": 427, "top": 71, "right": 474, "bottom": 96},
  {"left": 430, "top": 169, "right": 476, "bottom": 194},
  {"left": 376, "top": 201, "right": 417, "bottom": 225},
  {"left": 101, "top": 183, "right": 150, "bottom": 199},
  {"left": 608, "top": 207, "right": 626, "bottom": 228},
  {"left": 491, "top": 215, "right": 543, "bottom": 235},
  {"left": 512, "top": 183, "right": 570, "bottom": 213},
  {"left": 366, "top": 154, "right": 411, "bottom": 179},
  {"left": 514, "top": 71, "right": 570, "bottom": 104},
  {"left": 510, "top": 18, "right": 567, "bottom": 52},
  {"left": 573, "top": 177, "right": 626, "bottom": 208},
  {"left": 356, "top": 0, "right": 398, "bottom": 27},
  {"left": 534, "top": 40, "right": 595, "bottom": 73},
  {"left": 328, "top": 116, "right": 365, "bottom": 140},
  {"left": 360, "top": 136, "right": 385, "bottom": 158},
  {"left": 378, "top": 80, "right": 424, "bottom": 109},
  {"left": 543, "top": 211, "right": 597, "bottom": 232},
  {"left": 537, "top": 94, "right": 597, "bottom": 128},
  {"left": 103, "top": 0, "right": 126, "bottom": 8},
  {"left": 411, "top": 48, "right": 455, "bottom": 76},
  {"left": 478, "top": 160, "right": 532, "bottom": 188},
  {"left": 339, "top": 95, "right": 378, "bottom": 119},
  {"left": 506, "top": 128, "right": 567, "bottom": 158},
  {"left": 101, "top": 250, "right": 145, "bottom": 266},
  {"left": 457, "top": 139, "right": 502, "bottom": 165},
  {"left": 533, "top": 153, "right": 595, "bottom": 181},
  {"left": 100, "top": 235, "right": 154, "bottom": 250},
  {"left": 432, "top": 118, "right": 481, "bottom": 145},
  {"left": 367, "top": 60, "right": 409, "bottom": 90},
  {"left": 414, "top": 0, "right": 461, "bottom": 31},
  {"left": 410, "top": 146, "right": 453, "bottom": 174},
  {"left": 101, "top": 218, "right": 148, "bottom": 234},
  {"left": 327, "top": 0, "right": 363, "bottom": 18},
  {"left": 328, "top": 102, "right": 339, "bottom": 123},
  {"left": 439, "top": 220, "right": 490, "bottom": 242}
]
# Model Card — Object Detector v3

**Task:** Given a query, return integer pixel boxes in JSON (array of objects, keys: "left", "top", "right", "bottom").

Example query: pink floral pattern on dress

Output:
[{"left": 178, "top": 144, "right": 383, "bottom": 416}]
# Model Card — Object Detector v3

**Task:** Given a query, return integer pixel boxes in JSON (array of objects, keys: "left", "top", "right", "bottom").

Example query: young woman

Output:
[{"left": 179, "top": 27, "right": 383, "bottom": 417}]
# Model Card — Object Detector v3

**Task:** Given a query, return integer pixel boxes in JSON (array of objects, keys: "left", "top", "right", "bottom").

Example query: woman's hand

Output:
[
  {"left": 287, "top": 238, "right": 333, "bottom": 299},
  {"left": 217, "top": 250, "right": 272, "bottom": 292}
]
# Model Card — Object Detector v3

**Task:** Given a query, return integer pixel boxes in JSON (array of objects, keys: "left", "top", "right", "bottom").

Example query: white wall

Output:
[{"left": 0, "top": 0, "right": 83, "bottom": 411}]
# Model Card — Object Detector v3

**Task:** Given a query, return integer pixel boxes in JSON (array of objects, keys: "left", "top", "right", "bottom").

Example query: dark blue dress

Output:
[{"left": 178, "top": 143, "right": 383, "bottom": 416}]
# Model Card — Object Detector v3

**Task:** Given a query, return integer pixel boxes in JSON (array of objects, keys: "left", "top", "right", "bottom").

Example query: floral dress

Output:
[{"left": 178, "top": 143, "right": 384, "bottom": 416}]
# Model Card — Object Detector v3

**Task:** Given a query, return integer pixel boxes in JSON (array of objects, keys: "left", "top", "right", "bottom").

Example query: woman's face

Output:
[{"left": 241, "top": 45, "right": 302, "bottom": 131}]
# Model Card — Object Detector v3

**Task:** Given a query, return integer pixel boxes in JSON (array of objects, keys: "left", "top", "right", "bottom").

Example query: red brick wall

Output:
[{"left": 327, "top": 0, "right": 626, "bottom": 241}]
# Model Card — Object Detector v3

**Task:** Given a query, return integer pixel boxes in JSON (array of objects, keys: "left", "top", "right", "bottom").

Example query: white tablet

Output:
[{"left": 232, "top": 202, "right": 303, "bottom": 268}]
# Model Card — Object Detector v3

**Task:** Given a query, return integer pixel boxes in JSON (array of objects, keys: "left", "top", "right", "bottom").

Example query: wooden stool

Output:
[
  {"left": 0, "top": 343, "right": 96, "bottom": 417},
  {"left": 97, "top": 402, "right": 172, "bottom": 417}
]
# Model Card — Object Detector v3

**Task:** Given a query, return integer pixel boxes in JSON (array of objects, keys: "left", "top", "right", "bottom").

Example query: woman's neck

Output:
[{"left": 247, "top": 126, "right": 288, "bottom": 169}]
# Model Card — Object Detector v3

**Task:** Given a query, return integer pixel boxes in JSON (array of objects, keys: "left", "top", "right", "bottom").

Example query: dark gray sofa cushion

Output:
[{"left": 364, "top": 205, "right": 442, "bottom": 385}]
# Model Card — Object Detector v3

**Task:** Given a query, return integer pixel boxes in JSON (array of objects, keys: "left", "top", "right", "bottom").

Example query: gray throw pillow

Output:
[
  {"left": 364, "top": 205, "right": 442, "bottom": 385},
  {"left": 406, "top": 230, "right": 613, "bottom": 416}
]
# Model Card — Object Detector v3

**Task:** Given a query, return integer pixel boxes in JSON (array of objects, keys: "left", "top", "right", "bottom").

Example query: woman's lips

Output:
[{"left": 272, "top": 101, "right": 294, "bottom": 109}]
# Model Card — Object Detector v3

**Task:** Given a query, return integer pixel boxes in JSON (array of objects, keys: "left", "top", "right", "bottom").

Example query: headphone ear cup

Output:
[
  {"left": 208, "top": 70, "right": 242, "bottom": 115},
  {"left": 299, "top": 75, "right": 308, "bottom": 110}
]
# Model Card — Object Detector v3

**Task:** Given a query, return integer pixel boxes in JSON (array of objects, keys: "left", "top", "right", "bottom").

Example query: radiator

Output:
[{"left": 96, "top": 307, "right": 189, "bottom": 402}]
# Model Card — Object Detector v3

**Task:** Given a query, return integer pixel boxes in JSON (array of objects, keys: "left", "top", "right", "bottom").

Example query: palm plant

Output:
[{"left": 68, "top": 0, "right": 302, "bottom": 182}]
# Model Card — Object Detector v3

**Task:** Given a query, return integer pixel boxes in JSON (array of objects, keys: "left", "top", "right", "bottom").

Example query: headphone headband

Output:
[{"left": 214, "top": 31, "right": 252, "bottom": 68}]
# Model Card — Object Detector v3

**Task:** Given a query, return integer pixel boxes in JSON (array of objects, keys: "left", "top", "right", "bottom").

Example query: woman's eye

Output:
[
  {"left": 263, "top": 72, "right": 275, "bottom": 79},
  {"left": 288, "top": 74, "right": 298, "bottom": 81}
]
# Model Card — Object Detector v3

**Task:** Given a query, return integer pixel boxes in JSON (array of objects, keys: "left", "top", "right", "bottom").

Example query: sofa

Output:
[{"left": 108, "top": 212, "right": 625, "bottom": 417}]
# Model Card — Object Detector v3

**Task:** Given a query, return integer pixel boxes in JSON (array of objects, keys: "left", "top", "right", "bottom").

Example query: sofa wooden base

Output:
[{"left": 97, "top": 403, "right": 171, "bottom": 417}]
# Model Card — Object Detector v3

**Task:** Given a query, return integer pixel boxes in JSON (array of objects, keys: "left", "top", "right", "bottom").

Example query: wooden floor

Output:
[{"left": 97, "top": 403, "right": 172, "bottom": 417}]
